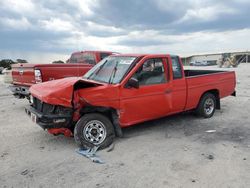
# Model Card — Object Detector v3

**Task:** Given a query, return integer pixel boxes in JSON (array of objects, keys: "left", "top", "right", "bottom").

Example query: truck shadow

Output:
[
  {"left": 34, "top": 130, "right": 76, "bottom": 149},
  {"left": 121, "top": 111, "right": 250, "bottom": 147},
  {"left": 121, "top": 112, "right": 201, "bottom": 138},
  {"left": 34, "top": 111, "right": 250, "bottom": 148}
]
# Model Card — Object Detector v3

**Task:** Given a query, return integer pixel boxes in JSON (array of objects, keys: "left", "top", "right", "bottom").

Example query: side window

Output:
[
  {"left": 82, "top": 53, "right": 96, "bottom": 65},
  {"left": 133, "top": 58, "right": 166, "bottom": 86},
  {"left": 171, "top": 56, "right": 183, "bottom": 79}
]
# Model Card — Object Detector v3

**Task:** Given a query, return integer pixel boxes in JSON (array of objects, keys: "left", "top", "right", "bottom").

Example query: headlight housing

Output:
[{"left": 30, "top": 95, "right": 34, "bottom": 104}]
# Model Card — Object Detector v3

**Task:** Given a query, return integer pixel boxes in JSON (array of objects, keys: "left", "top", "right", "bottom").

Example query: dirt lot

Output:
[{"left": 0, "top": 64, "right": 250, "bottom": 188}]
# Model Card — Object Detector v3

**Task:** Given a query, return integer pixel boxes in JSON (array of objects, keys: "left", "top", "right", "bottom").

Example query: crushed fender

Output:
[{"left": 76, "top": 146, "right": 104, "bottom": 164}]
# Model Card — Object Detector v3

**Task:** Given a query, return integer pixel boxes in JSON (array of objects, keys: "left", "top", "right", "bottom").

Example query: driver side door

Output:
[{"left": 119, "top": 57, "right": 172, "bottom": 126}]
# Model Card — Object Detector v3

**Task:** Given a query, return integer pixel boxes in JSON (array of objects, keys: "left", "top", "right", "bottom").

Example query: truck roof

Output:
[
  {"left": 71, "top": 51, "right": 116, "bottom": 55},
  {"left": 110, "top": 54, "right": 176, "bottom": 58}
]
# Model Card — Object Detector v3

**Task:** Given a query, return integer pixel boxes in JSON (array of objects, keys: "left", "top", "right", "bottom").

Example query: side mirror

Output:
[{"left": 128, "top": 77, "right": 139, "bottom": 89}]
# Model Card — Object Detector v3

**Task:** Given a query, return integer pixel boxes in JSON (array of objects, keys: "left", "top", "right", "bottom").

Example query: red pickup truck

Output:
[
  {"left": 26, "top": 54, "right": 236, "bottom": 149},
  {"left": 10, "top": 51, "right": 116, "bottom": 98}
]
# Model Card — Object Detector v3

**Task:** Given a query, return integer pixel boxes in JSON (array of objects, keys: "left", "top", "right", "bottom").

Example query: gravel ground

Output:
[{"left": 0, "top": 64, "right": 250, "bottom": 188}]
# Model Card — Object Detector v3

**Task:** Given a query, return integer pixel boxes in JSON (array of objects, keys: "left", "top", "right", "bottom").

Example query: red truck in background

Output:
[
  {"left": 26, "top": 54, "right": 236, "bottom": 149},
  {"left": 10, "top": 51, "right": 116, "bottom": 98}
]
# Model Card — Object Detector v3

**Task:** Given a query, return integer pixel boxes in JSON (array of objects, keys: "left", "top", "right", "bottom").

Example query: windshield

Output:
[{"left": 83, "top": 56, "right": 136, "bottom": 84}]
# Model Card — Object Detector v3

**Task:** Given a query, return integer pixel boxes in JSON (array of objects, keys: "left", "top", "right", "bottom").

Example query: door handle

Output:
[{"left": 165, "top": 89, "right": 172, "bottom": 94}]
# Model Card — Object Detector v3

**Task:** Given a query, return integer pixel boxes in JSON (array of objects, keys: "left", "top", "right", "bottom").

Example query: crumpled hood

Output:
[{"left": 29, "top": 77, "right": 101, "bottom": 107}]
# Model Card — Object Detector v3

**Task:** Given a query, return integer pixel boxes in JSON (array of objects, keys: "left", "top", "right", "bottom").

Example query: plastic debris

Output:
[
  {"left": 21, "top": 169, "right": 29, "bottom": 175},
  {"left": 207, "top": 154, "right": 214, "bottom": 160},
  {"left": 106, "top": 143, "right": 115, "bottom": 152},
  {"left": 205, "top": 130, "right": 216, "bottom": 133},
  {"left": 76, "top": 146, "right": 104, "bottom": 164}
]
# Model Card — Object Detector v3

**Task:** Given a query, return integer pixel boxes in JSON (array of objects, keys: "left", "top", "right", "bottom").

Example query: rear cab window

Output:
[
  {"left": 171, "top": 56, "right": 183, "bottom": 79},
  {"left": 70, "top": 52, "right": 97, "bottom": 65},
  {"left": 82, "top": 53, "right": 96, "bottom": 65}
]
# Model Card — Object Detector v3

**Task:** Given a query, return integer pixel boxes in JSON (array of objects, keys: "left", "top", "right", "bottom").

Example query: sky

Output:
[{"left": 0, "top": 0, "right": 250, "bottom": 63}]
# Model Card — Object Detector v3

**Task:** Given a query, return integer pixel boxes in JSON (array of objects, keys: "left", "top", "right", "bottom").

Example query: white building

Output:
[{"left": 181, "top": 51, "right": 250, "bottom": 65}]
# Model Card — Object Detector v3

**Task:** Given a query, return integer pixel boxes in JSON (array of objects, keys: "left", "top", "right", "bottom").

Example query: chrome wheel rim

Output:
[
  {"left": 83, "top": 120, "right": 107, "bottom": 145},
  {"left": 204, "top": 98, "right": 214, "bottom": 115}
]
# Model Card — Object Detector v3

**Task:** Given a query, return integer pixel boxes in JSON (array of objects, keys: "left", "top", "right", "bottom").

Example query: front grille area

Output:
[
  {"left": 33, "top": 97, "right": 55, "bottom": 115},
  {"left": 32, "top": 97, "right": 72, "bottom": 116}
]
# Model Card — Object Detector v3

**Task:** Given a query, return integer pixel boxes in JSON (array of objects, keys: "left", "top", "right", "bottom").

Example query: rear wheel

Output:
[
  {"left": 195, "top": 93, "right": 216, "bottom": 118},
  {"left": 74, "top": 113, "right": 115, "bottom": 149}
]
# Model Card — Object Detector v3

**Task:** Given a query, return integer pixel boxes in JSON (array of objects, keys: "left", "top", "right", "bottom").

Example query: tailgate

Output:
[{"left": 12, "top": 64, "right": 36, "bottom": 86}]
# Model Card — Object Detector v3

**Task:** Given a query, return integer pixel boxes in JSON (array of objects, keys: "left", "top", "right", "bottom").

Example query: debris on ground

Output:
[
  {"left": 1, "top": 152, "right": 8, "bottom": 158},
  {"left": 205, "top": 130, "right": 216, "bottom": 133},
  {"left": 20, "top": 169, "right": 29, "bottom": 176},
  {"left": 207, "top": 154, "right": 214, "bottom": 160},
  {"left": 106, "top": 143, "right": 115, "bottom": 152},
  {"left": 243, "top": 158, "right": 247, "bottom": 161},
  {"left": 76, "top": 146, "right": 104, "bottom": 164}
]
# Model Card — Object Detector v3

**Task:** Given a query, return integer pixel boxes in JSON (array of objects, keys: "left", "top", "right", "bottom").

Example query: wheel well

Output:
[
  {"left": 80, "top": 106, "right": 123, "bottom": 137},
  {"left": 200, "top": 89, "right": 220, "bottom": 109}
]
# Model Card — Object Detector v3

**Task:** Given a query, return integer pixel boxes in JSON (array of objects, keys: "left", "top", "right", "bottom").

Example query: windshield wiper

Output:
[
  {"left": 108, "top": 61, "right": 119, "bottom": 84},
  {"left": 85, "top": 60, "right": 107, "bottom": 80}
]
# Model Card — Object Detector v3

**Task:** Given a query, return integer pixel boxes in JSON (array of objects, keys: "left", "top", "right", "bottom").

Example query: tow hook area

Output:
[{"left": 47, "top": 128, "right": 73, "bottom": 137}]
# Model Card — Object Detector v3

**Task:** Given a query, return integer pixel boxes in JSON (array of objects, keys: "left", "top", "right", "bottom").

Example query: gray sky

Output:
[{"left": 0, "top": 0, "right": 250, "bottom": 63}]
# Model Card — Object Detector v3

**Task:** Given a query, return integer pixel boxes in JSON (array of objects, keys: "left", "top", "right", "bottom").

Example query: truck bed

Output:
[
  {"left": 184, "top": 69, "right": 236, "bottom": 111},
  {"left": 184, "top": 69, "right": 225, "bottom": 77}
]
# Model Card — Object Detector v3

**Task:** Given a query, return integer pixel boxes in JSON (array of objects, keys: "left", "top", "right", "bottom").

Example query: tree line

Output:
[
  {"left": 0, "top": 59, "right": 65, "bottom": 69},
  {"left": 0, "top": 59, "right": 28, "bottom": 69}
]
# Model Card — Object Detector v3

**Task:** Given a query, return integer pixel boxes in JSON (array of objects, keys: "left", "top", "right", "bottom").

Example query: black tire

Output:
[
  {"left": 74, "top": 113, "right": 115, "bottom": 149},
  {"left": 195, "top": 93, "right": 216, "bottom": 118}
]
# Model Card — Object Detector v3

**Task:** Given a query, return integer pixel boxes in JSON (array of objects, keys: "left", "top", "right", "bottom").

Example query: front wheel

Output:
[
  {"left": 74, "top": 113, "right": 115, "bottom": 149},
  {"left": 195, "top": 93, "right": 216, "bottom": 118}
]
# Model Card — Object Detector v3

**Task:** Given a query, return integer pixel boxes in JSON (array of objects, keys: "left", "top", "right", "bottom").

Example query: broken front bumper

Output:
[{"left": 25, "top": 106, "right": 72, "bottom": 130}]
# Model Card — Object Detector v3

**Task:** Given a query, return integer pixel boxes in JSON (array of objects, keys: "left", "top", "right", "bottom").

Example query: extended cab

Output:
[
  {"left": 26, "top": 54, "right": 236, "bottom": 149},
  {"left": 10, "top": 51, "right": 116, "bottom": 98}
]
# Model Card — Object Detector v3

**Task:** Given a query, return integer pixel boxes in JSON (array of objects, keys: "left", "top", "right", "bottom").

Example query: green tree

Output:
[
  {"left": 16, "top": 59, "right": 28, "bottom": 64},
  {"left": 0, "top": 59, "right": 15, "bottom": 69},
  {"left": 52, "top": 60, "right": 64, "bottom": 64}
]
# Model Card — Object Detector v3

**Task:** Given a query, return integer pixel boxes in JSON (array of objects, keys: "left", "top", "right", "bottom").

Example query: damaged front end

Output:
[
  {"left": 26, "top": 77, "right": 104, "bottom": 137},
  {"left": 25, "top": 96, "right": 74, "bottom": 136}
]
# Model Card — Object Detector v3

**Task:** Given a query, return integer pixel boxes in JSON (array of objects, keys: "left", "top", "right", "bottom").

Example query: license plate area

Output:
[{"left": 31, "top": 112, "right": 37, "bottom": 123}]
